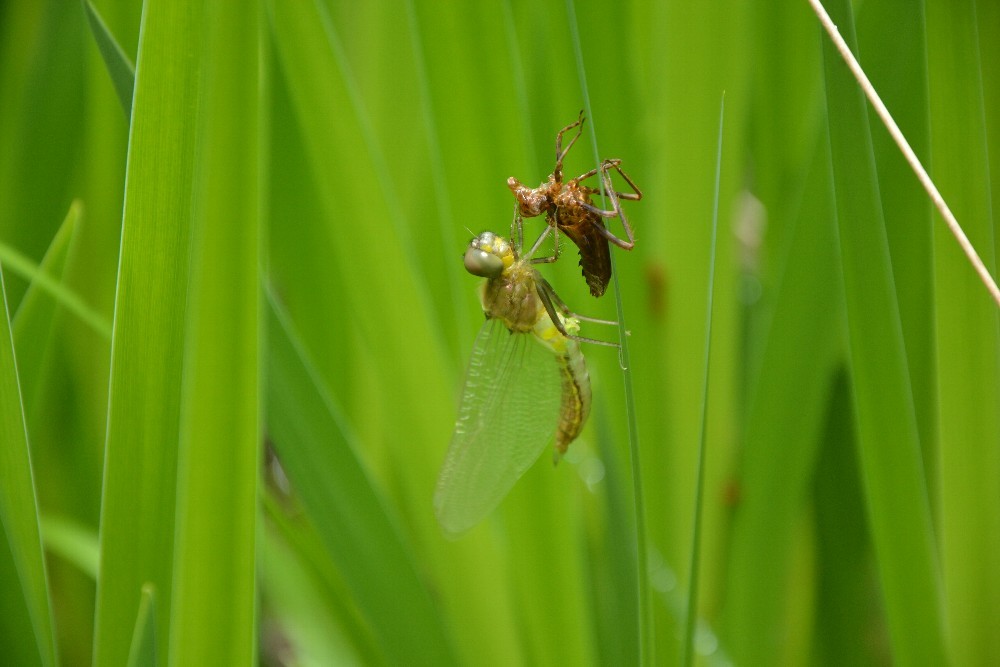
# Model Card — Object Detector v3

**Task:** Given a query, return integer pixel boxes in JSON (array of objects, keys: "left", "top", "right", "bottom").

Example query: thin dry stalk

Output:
[{"left": 809, "top": 0, "right": 1000, "bottom": 308}]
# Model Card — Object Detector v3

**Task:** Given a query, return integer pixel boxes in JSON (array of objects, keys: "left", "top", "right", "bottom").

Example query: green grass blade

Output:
[
  {"left": 8, "top": 203, "right": 102, "bottom": 666},
  {"left": 0, "top": 0, "right": 87, "bottom": 309},
  {"left": 263, "top": 492, "right": 383, "bottom": 664},
  {"left": 269, "top": 0, "right": 450, "bottom": 363},
  {"left": 857, "top": 0, "right": 935, "bottom": 473},
  {"left": 265, "top": 0, "right": 454, "bottom": 539},
  {"left": 564, "top": 2, "right": 651, "bottom": 662},
  {"left": 266, "top": 289, "right": 456, "bottom": 666},
  {"left": 821, "top": 0, "right": 946, "bottom": 662},
  {"left": 811, "top": 371, "right": 883, "bottom": 665},
  {"left": 638, "top": 3, "right": 746, "bottom": 661},
  {"left": 682, "top": 93, "right": 724, "bottom": 667},
  {"left": 10, "top": 202, "right": 105, "bottom": 419},
  {"left": 586, "top": 399, "right": 639, "bottom": 666},
  {"left": 167, "top": 2, "right": 261, "bottom": 665},
  {"left": 40, "top": 514, "right": 99, "bottom": 581},
  {"left": 723, "top": 144, "right": 842, "bottom": 662},
  {"left": 721, "top": 6, "right": 833, "bottom": 662},
  {"left": 499, "top": 459, "right": 596, "bottom": 666},
  {"left": 82, "top": 0, "right": 135, "bottom": 118},
  {"left": 2, "top": 202, "right": 110, "bottom": 340},
  {"left": 982, "top": 1, "right": 1000, "bottom": 265},
  {"left": 261, "top": 501, "right": 376, "bottom": 666},
  {"left": 0, "top": 267, "right": 57, "bottom": 667},
  {"left": 126, "top": 585, "right": 157, "bottom": 667},
  {"left": 926, "top": 1, "right": 1000, "bottom": 662},
  {"left": 1, "top": 237, "right": 111, "bottom": 339},
  {"left": 92, "top": 0, "right": 206, "bottom": 664},
  {"left": 401, "top": 0, "right": 469, "bottom": 359}
]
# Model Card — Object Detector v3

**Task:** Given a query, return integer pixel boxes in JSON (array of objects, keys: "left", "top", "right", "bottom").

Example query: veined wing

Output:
[{"left": 435, "top": 317, "right": 563, "bottom": 536}]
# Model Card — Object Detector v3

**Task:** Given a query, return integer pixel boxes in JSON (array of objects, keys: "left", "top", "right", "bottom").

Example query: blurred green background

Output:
[{"left": 1, "top": 0, "right": 998, "bottom": 665}]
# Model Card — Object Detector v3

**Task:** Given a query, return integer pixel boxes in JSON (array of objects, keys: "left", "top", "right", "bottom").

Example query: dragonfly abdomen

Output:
[{"left": 555, "top": 340, "right": 592, "bottom": 456}]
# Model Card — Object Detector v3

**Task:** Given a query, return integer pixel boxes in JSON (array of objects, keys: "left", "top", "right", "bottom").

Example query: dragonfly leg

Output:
[
  {"left": 572, "top": 160, "right": 641, "bottom": 250},
  {"left": 521, "top": 223, "right": 556, "bottom": 262},
  {"left": 510, "top": 207, "right": 524, "bottom": 253},
  {"left": 572, "top": 160, "right": 641, "bottom": 200},
  {"left": 538, "top": 276, "right": 618, "bottom": 325},
  {"left": 554, "top": 110, "right": 585, "bottom": 181},
  {"left": 575, "top": 201, "right": 637, "bottom": 250},
  {"left": 510, "top": 208, "right": 559, "bottom": 264},
  {"left": 601, "top": 159, "right": 643, "bottom": 201},
  {"left": 536, "top": 278, "right": 620, "bottom": 348},
  {"left": 527, "top": 230, "right": 561, "bottom": 265}
]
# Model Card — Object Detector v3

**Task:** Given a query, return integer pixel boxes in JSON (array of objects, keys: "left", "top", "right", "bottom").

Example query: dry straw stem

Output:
[{"left": 809, "top": 0, "right": 1000, "bottom": 308}]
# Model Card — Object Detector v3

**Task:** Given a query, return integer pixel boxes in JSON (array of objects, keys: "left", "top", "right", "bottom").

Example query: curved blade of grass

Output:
[
  {"left": 167, "top": 2, "right": 261, "bottom": 665},
  {"left": 0, "top": 267, "right": 57, "bottom": 667},
  {"left": 10, "top": 202, "right": 110, "bottom": 423},
  {"left": 2, "top": 202, "right": 110, "bottom": 340},
  {"left": 92, "top": 0, "right": 206, "bottom": 663},
  {"left": 266, "top": 288, "right": 456, "bottom": 666},
  {"left": 926, "top": 1, "right": 1000, "bottom": 662},
  {"left": 682, "top": 92, "right": 724, "bottom": 667},
  {"left": 265, "top": 0, "right": 454, "bottom": 540},
  {"left": 82, "top": 0, "right": 135, "bottom": 118},
  {"left": 821, "top": 0, "right": 946, "bottom": 662},
  {"left": 1, "top": 238, "right": 110, "bottom": 339}
]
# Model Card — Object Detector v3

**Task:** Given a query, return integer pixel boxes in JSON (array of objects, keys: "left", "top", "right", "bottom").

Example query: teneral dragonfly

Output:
[{"left": 434, "top": 226, "right": 616, "bottom": 535}]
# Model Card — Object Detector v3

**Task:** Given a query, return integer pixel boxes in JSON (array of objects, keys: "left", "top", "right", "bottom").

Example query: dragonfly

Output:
[
  {"left": 434, "top": 219, "right": 617, "bottom": 536},
  {"left": 507, "top": 111, "right": 642, "bottom": 297}
]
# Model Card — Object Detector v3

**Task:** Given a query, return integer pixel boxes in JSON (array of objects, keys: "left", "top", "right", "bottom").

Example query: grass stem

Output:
[
  {"left": 682, "top": 92, "right": 724, "bottom": 667},
  {"left": 564, "top": 0, "right": 652, "bottom": 662}
]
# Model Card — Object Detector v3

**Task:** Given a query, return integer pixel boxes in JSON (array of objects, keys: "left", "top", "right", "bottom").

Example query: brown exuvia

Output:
[{"left": 507, "top": 111, "right": 642, "bottom": 297}]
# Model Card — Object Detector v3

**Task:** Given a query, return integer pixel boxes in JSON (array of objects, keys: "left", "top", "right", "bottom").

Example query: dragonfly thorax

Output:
[
  {"left": 480, "top": 262, "right": 543, "bottom": 334},
  {"left": 507, "top": 177, "right": 551, "bottom": 218}
]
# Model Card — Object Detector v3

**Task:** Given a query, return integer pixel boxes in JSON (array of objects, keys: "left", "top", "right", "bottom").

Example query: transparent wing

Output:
[{"left": 434, "top": 318, "right": 562, "bottom": 536}]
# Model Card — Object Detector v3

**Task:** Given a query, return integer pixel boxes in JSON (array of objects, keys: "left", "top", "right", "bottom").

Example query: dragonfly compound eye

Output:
[{"left": 464, "top": 247, "right": 504, "bottom": 278}]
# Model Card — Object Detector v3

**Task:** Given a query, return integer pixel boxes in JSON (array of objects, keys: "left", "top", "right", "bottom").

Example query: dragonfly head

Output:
[{"left": 465, "top": 231, "right": 512, "bottom": 278}]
